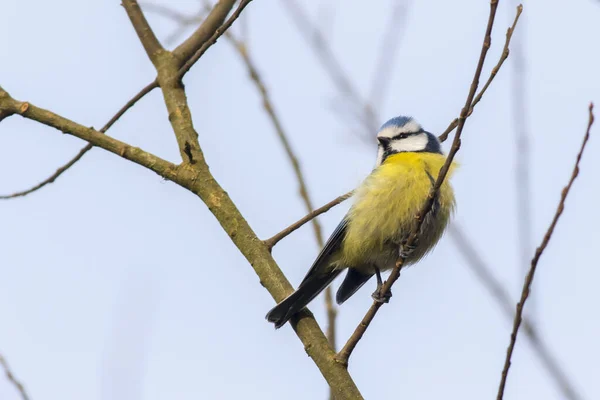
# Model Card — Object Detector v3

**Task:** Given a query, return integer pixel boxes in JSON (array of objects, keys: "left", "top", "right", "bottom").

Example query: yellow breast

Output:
[{"left": 340, "top": 152, "right": 456, "bottom": 267}]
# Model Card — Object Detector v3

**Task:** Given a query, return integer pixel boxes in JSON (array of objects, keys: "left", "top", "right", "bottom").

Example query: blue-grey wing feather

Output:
[{"left": 300, "top": 218, "right": 348, "bottom": 284}]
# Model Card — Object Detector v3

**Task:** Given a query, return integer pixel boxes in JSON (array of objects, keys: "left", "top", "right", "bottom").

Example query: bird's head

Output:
[{"left": 375, "top": 116, "right": 442, "bottom": 166}]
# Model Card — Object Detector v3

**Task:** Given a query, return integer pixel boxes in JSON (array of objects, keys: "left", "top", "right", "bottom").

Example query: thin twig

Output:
[
  {"left": 172, "top": 0, "right": 237, "bottom": 64},
  {"left": 265, "top": 192, "right": 352, "bottom": 250},
  {"left": 1, "top": 1, "right": 250, "bottom": 199},
  {"left": 449, "top": 222, "right": 582, "bottom": 400},
  {"left": 336, "top": 0, "right": 502, "bottom": 366},
  {"left": 0, "top": 80, "right": 158, "bottom": 200},
  {"left": 0, "top": 354, "right": 30, "bottom": 400},
  {"left": 438, "top": 4, "right": 523, "bottom": 142},
  {"left": 496, "top": 103, "right": 594, "bottom": 400},
  {"left": 176, "top": 0, "right": 253, "bottom": 81}
]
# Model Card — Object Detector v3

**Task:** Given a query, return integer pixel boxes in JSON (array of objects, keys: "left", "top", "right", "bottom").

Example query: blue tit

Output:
[{"left": 266, "top": 116, "right": 457, "bottom": 328}]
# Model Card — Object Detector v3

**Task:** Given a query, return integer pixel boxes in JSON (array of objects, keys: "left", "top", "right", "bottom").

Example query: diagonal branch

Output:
[
  {"left": 0, "top": 354, "right": 29, "bottom": 400},
  {"left": 438, "top": 4, "right": 522, "bottom": 142},
  {"left": 122, "top": 0, "right": 164, "bottom": 64},
  {"left": 336, "top": 0, "right": 503, "bottom": 366},
  {"left": 449, "top": 222, "right": 582, "bottom": 400},
  {"left": 265, "top": 192, "right": 352, "bottom": 249},
  {"left": 176, "top": 0, "right": 253, "bottom": 81},
  {"left": 172, "top": 0, "right": 236, "bottom": 64},
  {"left": 1, "top": 1, "right": 250, "bottom": 199},
  {"left": 0, "top": 86, "right": 364, "bottom": 399},
  {"left": 223, "top": 29, "right": 341, "bottom": 349},
  {"left": 496, "top": 103, "right": 594, "bottom": 400}
]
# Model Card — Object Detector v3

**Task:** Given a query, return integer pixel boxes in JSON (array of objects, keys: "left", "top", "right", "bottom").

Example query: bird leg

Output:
[{"left": 371, "top": 266, "right": 392, "bottom": 303}]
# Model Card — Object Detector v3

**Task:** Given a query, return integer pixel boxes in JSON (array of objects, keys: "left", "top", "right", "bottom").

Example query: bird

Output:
[{"left": 266, "top": 116, "right": 457, "bottom": 329}]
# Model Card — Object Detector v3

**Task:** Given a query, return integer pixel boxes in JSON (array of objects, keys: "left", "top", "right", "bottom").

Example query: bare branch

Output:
[
  {"left": 0, "top": 86, "right": 364, "bottom": 398},
  {"left": 173, "top": 0, "right": 237, "bottom": 65},
  {"left": 0, "top": 80, "right": 158, "bottom": 200},
  {"left": 496, "top": 103, "right": 594, "bottom": 400},
  {"left": 223, "top": 29, "right": 341, "bottom": 350},
  {"left": 0, "top": 354, "right": 30, "bottom": 400},
  {"left": 122, "top": 0, "right": 164, "bottom": 64},
  {"left": 336, "top": 0, "right": 503, "bottom": 366},
  {"left": 438, "top": 5, "right": 522, "bottom": 142},
  {"left": 449, "top": 222, "right": 582, "bottom": 400},
  {"left": 264, "top": 192, "right": 352, "bottom": 250},
  {"left": 176, "top": 0, "right": 254, "bottom": 81},
  {"left": 1, "top": 1, "right": 251, "bottom": 199}
]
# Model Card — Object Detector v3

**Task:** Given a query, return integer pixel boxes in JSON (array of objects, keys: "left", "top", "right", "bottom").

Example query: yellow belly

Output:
[{"left": 339, "top": 152, "right": 456, "bottom": 269}]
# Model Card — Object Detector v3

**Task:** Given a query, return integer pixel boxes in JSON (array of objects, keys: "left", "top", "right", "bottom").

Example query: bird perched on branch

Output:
[{"left": 266, "top": 116, "right": 457, "bottom": 329}]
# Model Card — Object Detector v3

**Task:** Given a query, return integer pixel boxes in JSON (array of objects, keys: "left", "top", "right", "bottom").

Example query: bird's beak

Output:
[{"left": 377, "top": 137, "right": 390, "bottom": 147}]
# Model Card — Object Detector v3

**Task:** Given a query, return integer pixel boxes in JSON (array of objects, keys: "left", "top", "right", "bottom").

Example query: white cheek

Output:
[{"left": 391, "top": 134, "right": 428, "bottom": 152}]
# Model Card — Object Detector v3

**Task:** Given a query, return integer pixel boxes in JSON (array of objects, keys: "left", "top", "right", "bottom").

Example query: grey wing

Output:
[{"left": 300, "top": 218, "right": 348, "bottom": 285}]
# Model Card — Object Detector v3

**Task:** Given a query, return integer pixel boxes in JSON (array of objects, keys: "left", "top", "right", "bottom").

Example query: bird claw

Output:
[
  {"left": 371, "top": 288, "right": 392, "bottom": 303},
  {"left": 399, "top": 242, "right": 417, "bottom": 259}
]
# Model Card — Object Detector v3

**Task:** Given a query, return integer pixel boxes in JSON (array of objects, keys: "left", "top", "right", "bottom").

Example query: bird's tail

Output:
[{"left": 266, "top": 270, "right": 340, "bottom": 329}]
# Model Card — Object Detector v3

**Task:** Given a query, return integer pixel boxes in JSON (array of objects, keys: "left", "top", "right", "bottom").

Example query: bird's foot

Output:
[
  {"left": 399, "top": 242, "right": 417, "bottom": 259},
  {"left": 371, "top": 287, "right": 392, "bottom": 303}
]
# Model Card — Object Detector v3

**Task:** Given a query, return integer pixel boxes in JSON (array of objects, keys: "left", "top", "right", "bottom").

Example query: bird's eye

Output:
[{"left": 398, "top": 133, "right": 408, "bottom": 139}]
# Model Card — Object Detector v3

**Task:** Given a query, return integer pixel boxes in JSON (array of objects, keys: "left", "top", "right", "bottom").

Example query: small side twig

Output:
[
  {"left": 0, "top": 80, "right": 158, "bottom": 200},
  {"left": 336, "top": 0, "right": 503, "bottom": 366},
  {"left": 449, "top": 222, "right": 582, "bottom": 400},
  {"left": 438, "top": 4, "right": 522, "bottom": 142},
  {"left": 264, "top": 192, "right": 352, "bottom": 250},
  {"left": 176, "top": 0, "right": 253, "bottom": 81},
  {"left": 0, "top": 354, "right": 30, "bottom": 400},
  {"left": 1, "top": 1, "right": 251, "bottom": 199},
  {"left": 172, "top": 0, "right": 237, "bottom": 64},
  {"left": 496, "top": 103, "right": 594, "bottom": 400}
]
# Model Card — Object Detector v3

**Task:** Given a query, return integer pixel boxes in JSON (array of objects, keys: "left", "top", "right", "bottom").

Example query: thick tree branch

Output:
[
  {"left": 0, "top": 86, "right": 363, "bottom": 399},
  {"left": 496, "top": 103, "right": 594, "bottom": 400},
  {"left": 1, "top": 1, "right": 250, "bottom": 199},
  {"left": 122, "top": 0, "right": 164, "bottom": 64},
  {"left": 173, "top": 0, "right": 236, "bottom": 65},
  {"left": 0, "top": 354, "right": 30, "bottom": 400},
  {"left": 336, "top": 0, "right": 503, "bottom": 366}
]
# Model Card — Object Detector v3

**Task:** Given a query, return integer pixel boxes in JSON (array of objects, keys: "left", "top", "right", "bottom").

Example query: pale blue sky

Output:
[{"left": 1, "top": 1, "right": 599, "bottom": 399}]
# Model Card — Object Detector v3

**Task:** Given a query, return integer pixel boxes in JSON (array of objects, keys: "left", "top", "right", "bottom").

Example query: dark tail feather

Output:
[
  {"left": 266, "top": 270, "right": 340, "bottom": 329},
  {"left": 336, "top": 268, "right": 373, "bottom": 305}
]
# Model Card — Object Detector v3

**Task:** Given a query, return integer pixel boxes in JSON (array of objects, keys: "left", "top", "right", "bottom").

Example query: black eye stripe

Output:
[{"left": 391, "top": 130, "right": 423, "bottom": 141}]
